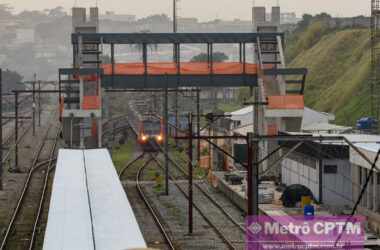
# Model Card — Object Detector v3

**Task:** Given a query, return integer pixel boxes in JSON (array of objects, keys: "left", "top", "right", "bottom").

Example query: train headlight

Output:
[
  {"left": 156, "top": 135, "right": 163, "bottom": 142},
  {"left": 141, "top": 135, "right": 148, "bottom": 141}
]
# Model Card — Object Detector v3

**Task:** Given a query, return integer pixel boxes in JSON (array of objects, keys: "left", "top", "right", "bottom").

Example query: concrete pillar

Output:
[
  {"left": 366, "top": 169, "right": 371, "bottom": 210},
  {"left": 72, "top": 8, "right": 86, "bottom": 31},
  {"left": 98, "top": 118, "right": 102, "bottom": 148},
  {"left": 352, "top": 165, "right": 359, "bottom": 206},
  {"left": 90, "top": 7, "right": 99, "bottom": 31},
  {"left": 252, "top": 7, "right": 266, "bottom": 29},
  {"left": 374, "top": 172, "right": 378, "bottom": 212},
  {"left": 271, "top": 7, "right": 281, "bottom": 25},
  {"left": 358, "top": 167, "right": 367, "bottom": 207},
  {"left": 79, "top": 78, "right": 84, "bottom": 108}
]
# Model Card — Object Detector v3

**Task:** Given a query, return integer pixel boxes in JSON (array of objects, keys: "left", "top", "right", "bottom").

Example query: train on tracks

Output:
[{"left": 128, "top": 100, "right": 164, "bottom": 152}]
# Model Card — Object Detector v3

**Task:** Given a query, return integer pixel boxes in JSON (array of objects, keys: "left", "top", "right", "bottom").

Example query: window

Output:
[{"left": 324, "top": 165, "right": 338, "bottom": 174}]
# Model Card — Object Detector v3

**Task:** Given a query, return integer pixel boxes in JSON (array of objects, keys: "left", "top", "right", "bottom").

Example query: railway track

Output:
[
  {"left": 151, "top": 156, "right": 245, "bottom": 250},
  {"left": 3, "top": 121, "right": 33, "bottom": 164},
  {"left": 0, "top": 123, "right": 61, "bottom": 250},
  {"left": 123, "top": 110, "right": 246, "bottom": 250},
  {"left": 136, "top": 159, "right": 176, "bottom": 250},
  {"left": 119, "top": 134, "right": 176, "bottom": 250}
]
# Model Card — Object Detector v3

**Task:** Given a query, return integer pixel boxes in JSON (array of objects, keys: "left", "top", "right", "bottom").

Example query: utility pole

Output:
[
  {"left": 38, "top": 81, "right": 41, "bottom": 127},
  {"left": 173, "top": 0, "right": 179, "bottom": 146},
  {"left": 164, "top": 81, "right": 169, "bottom": 195},
  {"left": 14, "top": 92, "right": 18, "bottom": 172},
  {"left": 197, "top": 88, "right": 201, "bottom": 162},
  {"left": 245, "top": 88, "right": 263, "bottom": 215},
  {"left": 188, "top": 112, "right": 193, "bottom": 234},
  {"left": 32, "top": 73, "right": 36, "bottom": 136},
  {"left": 173, "top": 0, "right": 178, "bottom": 33},
  {"left": 252, "top": 87, "right": 260, "bottom": 215},
  {"left": 371, "top": 0, "right": 380, "bottom": 121}
]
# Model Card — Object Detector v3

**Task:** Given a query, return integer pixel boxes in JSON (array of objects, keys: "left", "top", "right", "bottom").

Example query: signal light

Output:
[
  {"left": 141, "top": 135, "right": 148, "bottom": 141},
  {"left": 156, "top": 135, "right": 163, "bottom": 142}
]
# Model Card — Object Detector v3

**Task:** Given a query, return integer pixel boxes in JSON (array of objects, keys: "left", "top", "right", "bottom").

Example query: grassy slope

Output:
[{"left": 288, "top": 28, "right": 372, "bottom": 125}]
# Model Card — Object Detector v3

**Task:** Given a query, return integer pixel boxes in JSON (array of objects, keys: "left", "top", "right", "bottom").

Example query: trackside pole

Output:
[
  {"left": 14, "top": 92, "right": 18, "bottom": 172},
  {"left": 253, "top": 88, "right": 260, "bottom": 216},
  {"left": 188, "top": 112, "right": 193, "bottom": 234},
  {"left": 196, "top": 88, "right": 201, "bottom": 162},
  {"left": 164, "top": 85, "right": 169, "bottom": 195},
  {"left": 32, "top": 73, "right": 36, "bottom": 136},
  {"left": 247, "top": 133, "right": 253, "bottom": 215}
]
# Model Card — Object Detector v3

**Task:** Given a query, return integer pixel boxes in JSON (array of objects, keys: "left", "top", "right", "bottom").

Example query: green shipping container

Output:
[{"left": 234, "top": 144, "right": 248, "bottom": 165}]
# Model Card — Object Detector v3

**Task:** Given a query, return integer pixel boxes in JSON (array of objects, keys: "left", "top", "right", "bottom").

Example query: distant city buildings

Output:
[
  {"left": 100, "top": 11, "right": 136, "bottom": 22},
  {"left": 281, "top": 12, "right": 299, "bottom": 24}
]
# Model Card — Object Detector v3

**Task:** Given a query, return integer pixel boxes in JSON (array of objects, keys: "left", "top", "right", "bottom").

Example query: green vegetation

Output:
[
  {"left": 217, "top": 102, "right": 243, "bottom": 112},
  {"left": 286, "top": 15, "right": 372, "bottom": 125},
  {"left": 112, "top": 141, "right": 135, "bottom": 172},
  {"left": 112, "top": 141, "right": 165, "bottom": 188},
  {"left": 191, "top": 52, "right": 229, "bottom": 62},
  {"left": 169, "top": 143, "right": 207, "bottom": 180}
]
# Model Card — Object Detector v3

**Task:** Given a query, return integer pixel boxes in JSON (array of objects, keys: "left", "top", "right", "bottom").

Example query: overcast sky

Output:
[{"left": 7, "top": 0, "right": 370, "bottom": 21}]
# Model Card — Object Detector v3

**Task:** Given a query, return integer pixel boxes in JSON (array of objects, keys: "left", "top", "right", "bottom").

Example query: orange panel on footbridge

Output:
[
  {"left": 267, "top": 95, "right": 304, "bottom": 110},
  {"left": 102, "top": 62, "right": 272, "bottom": 75}
]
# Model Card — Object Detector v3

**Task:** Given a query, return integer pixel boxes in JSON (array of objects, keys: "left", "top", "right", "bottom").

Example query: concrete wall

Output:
[
  {"left": 72, "top": 7, "right": 99, "bottom": 30},
  {"left": 282, "top": 153, "right": 353, "bottom": 207},
  {"left": 282, "top": 154, "right": 320, "bottom": 200},
  {"left": 322, "top": 159, "right": 353, "bottom": 207},
  {"left": 352, "top": 164, "right": 380, "bottom": 233},
  {"left": 352, "top": 164, "right": 380, "bottom": 214}
]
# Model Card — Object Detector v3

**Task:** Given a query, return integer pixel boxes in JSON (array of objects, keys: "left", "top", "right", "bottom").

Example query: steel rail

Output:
[
  {"left": 136, "top": 158, "right": 176, "bottom": 250},
  {"left": 125, "top": 101, "right": 241, "bottom": 249},
  {"left": 117, "top": 122, "right": 176, "bottom": 249},
  {"left": 151, "top": 156, "right": 237, "bottom": 250},
  {"left": 0, "top": 123, "right": 55, "bottom": 249},
  {"left": 161, "top": 150, "right": 246, "bottom": 232},
  {"left": 28, "top": 127, "right": 61, "bottom": 250}
]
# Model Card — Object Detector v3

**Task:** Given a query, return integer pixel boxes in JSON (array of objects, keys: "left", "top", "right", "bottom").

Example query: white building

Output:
[
  {"left": 228, "top": 106, "right": 344, "bottom": 134},
  {"left": 281, "top": 133, "right": 380, "bottom": 234},
  {"left": 281, "top": 139, "right": 353, "bottom": 208},
  {"left": 350, "top": 141, "right": 380, "bottom": 233}
]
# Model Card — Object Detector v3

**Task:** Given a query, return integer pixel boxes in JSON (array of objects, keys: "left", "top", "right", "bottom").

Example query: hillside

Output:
[{"left": 286, "top": 24, "right": 371, "bottom": 126}]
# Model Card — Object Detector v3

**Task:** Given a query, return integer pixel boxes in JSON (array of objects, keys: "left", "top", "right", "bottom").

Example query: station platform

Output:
[
  {"left": 212, "top": 171, "right": 380, "bottom": 248},
  {"left": 43, "top": 149, "right": 147, "bottom": 250}
]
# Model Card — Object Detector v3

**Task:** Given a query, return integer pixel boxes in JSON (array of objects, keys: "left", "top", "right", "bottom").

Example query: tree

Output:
[
  {"left": 17, "top": 10, "right": 47, "bottom": 23},
  {"left": 190, "top": 52, "right": 229, "bottom": 62},
  {"left": 35, "top": 16, "right": 71, "bottom": 43},
  {"left": 297, "top": 14, "right": 313, "bottom": 32},
  {"left": 46, "top": 6, "right": 67, "bottom": 18},
  {"left": 2, "top": 69, "right": 24, "bottom": 93},
  {"left": 130, "top": 30, "right": 158, "bottom": 58}
]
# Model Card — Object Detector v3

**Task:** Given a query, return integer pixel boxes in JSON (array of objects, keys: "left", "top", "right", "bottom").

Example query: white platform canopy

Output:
[{"left": 43, "top": 149, "right": 147, "bottom": 250}]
